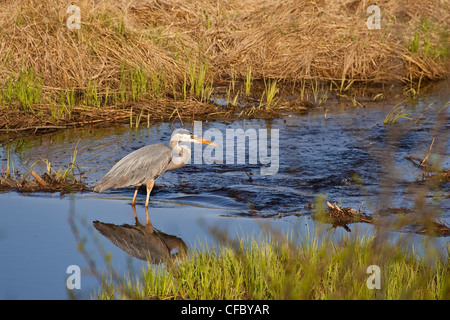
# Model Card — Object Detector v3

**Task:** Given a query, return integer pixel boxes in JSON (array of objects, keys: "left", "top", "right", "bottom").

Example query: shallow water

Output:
[{"left": 0, "top": 80, "right": 449, "bottom": 299}]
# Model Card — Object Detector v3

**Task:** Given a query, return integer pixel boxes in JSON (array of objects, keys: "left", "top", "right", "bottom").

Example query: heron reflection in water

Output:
[
  {"left": 93, "top": 206, "right": 187, "bottom": 264},
  {"left": 94, "top": 130, "right": 218, "bottom": 207}
]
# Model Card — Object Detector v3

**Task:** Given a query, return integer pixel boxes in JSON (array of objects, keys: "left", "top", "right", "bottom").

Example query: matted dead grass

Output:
[
  {"left": 0, "top": 170, "right": 90, "bottom": 194},
  {"left": 128, "top": 0, "right": 449, "bottom": 82},
  {"left": 2, "top": 0, "right": 447, "bottom": 85}
]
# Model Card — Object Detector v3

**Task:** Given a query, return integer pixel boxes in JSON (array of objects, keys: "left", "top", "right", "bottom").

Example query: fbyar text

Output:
[{"left": 181, "top": 304, "right": 269, "bottom": 317}]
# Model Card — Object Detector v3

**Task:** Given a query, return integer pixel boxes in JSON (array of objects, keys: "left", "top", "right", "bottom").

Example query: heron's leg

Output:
[
  {"left": 145, "top": 180, "right": 155, "bottom": 208},
  {"left": 131, "top": 187, "right": 139, "bottom": 206}
]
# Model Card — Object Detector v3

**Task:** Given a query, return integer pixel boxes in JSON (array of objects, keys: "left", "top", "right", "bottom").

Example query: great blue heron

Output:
[{"left": 94, "top": 130, "right": 218, "bottom": 207}]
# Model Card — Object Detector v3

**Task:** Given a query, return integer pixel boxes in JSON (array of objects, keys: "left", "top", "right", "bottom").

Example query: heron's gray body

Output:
[
  {"left": 93, "top": 131, "right": 213, "bottom": 208},
  {"left": 94, "top": 143, "right": 175, "bottom": 192}
]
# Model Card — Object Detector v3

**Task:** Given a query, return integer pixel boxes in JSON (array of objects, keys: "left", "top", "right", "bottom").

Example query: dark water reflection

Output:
[{"left": 93, "top": 206, "right": 188, "bottom": 264}]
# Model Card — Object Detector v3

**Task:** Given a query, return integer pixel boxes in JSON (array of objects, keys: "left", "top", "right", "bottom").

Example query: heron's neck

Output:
[
  {"left": 167, "top": 138, "right": 191, "bottom": 171},
  {"left": 169, "top": 138, "right": 182, "bottom": 155}
]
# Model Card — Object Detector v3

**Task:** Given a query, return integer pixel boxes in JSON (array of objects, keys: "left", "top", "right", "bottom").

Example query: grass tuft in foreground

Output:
[{"left": 95, "top": 231, "right": 450, "bottom": 300}]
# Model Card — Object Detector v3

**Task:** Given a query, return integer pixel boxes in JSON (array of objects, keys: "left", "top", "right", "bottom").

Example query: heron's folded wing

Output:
[{"left": 94, "top": 143, "right": 172, "bottom": 191}]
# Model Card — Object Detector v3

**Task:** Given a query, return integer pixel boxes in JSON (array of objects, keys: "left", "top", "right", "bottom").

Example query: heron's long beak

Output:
[{"left": 196, "top": 137, "right": 220, "bottom": 147}]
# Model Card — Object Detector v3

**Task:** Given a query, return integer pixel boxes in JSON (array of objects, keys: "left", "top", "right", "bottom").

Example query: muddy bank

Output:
[
  {"left": 0, "top": 81, "right": 324, "bottom": 134},
  {"left": 0, "top": 78, "right": 442, "bottom": 135},
  {"left": 0, "top": 100, "right": 218, "bottom": 135},
  {"left": 0, "top": 168, "right": 89, "bottom": 194},
  {"left": 0, "top": 99, "right": 293, "bottom": 135}
]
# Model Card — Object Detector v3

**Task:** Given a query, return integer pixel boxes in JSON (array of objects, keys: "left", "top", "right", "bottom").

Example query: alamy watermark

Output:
[
  {"left": 172, "top": 121, "right": 279, "bottom": 175},
  {"left": 66, "top": 5, "right": 81, "bottom": 30},
  {"left": 66, "top": 265, "right": 81, "bottom": 290},
  {"left": 366, "top": 265, "right": 381, "bottom": 289},
  {"left": 366, "top": 5, "right": 381, "bottom": 30},
  {"left": 66, "top": 4, "right": 381, "bottom": 31}
]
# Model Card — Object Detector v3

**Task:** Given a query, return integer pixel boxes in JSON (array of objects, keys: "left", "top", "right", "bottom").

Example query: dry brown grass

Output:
[
  {"left": 0, "top": 0, "right": 448, "bottom": 130},
  {"left": 1, "top": 0, "right": 448, "bottom": 86},
  {"left": 0, "top": 0, "right": 182, "bottom": 93},
  {"left": 128, "top": 0, "right": 450, "bottom": 82}
]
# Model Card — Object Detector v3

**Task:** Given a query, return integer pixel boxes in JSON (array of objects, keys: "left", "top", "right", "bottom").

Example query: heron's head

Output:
[{"left": 172, "top": 129, "right": 219, "bottom": 146}]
